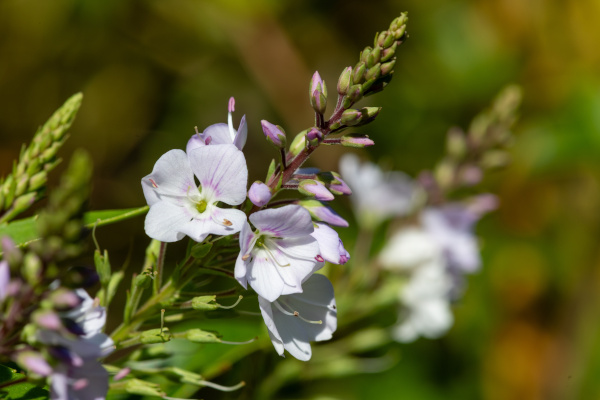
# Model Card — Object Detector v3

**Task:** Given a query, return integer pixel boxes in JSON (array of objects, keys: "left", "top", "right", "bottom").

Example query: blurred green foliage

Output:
[{"left": 1, "top": 0, "right": 600, "bottom": 399}]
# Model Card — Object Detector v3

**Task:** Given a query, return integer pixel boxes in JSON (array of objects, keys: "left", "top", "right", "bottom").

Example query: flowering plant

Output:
[{"left": 0, "top": 11, "right": 521, "bottom": 400}]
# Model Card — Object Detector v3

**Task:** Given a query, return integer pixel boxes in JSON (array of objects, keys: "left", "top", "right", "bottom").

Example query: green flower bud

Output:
[
  {"left": 381, "top": 41, "right": 398, "bottom": 62},
  {"left": 337, "top": 66, "right": 353, "bottom": 95},
  {"left": 352, "top": 61, "right": 366, "bottom": 84},
  {"left": 23, "top": 252, "right": 42, "bottom": 286},
  {"left": 140, "top": 328, "right": 172, "bottom": 344},
  {"left": 362, "top": 107, "right": 382, "bottom": 119},
  {"left": 381, "top": 59, "right": 396, "bottom": 76},
  {"left": 94, "top": 249, "right": 111, "bottom": 286},
  {"left": 365, "top": 63, "right": 381, "bottom": 81},
  {"left": 28, "top": 170, "right": 47, "bottom": 191},
  {"left": 117, "top": 379, "right": 165, "bottom": 397},
  {"left": 360, "top": 47, "right": 372, "bottom": 64},
  {"left": 341, "top": 109, "right": 363, "bottom": 126},
  {"left": 446, "top": 128, "right": 467, "bottom": 159},
  {"left": 289, "top": 131, "right": 308, "bottom": 157},
  {"left": 341, "top": 134, "right": 375, "bottom": 148},
  {"left": 367, "top": 46, "right": 381, "bottom": 68},
  {"left": 191, "top": 295, "right": 219, "bottom": 311},
  {"left": 183, "top": 328, "right": 222, "bottom": 343}
]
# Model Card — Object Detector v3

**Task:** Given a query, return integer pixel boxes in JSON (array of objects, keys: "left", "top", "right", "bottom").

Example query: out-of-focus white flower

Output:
[
  {"left": 258, "top": 274, "right": 337, "bottom": 361},
  {"left": 0, "top": 260, "right": 9, "bottom": 301},
  {"left": 378, "top": 227, "right": 440, "bottom": 271},
  {"left": 235, "top": 205, "right": 322, "bottom": 302},
  {"left": 339, "top": 154, "right": 421, "bottom": 228},
  {"left": 37, "top": 289, "right": 113, "bottom": 400},
  {"left": 142, "top": 145, "right": 248, "bottom": 243}
]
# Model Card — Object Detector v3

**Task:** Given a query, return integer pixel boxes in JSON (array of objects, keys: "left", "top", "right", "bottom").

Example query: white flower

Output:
[
  {"left": 235, "top": 205, "right": 322, "bottom": 302},
  {"left": 310, "top": 222, "right": 350, "bottom": 265},
  {"left": 393, "top": 258, "right": 454, "bottom": 343},
  {"left": 142, "top": 144, "right": 248, "bottom": 242},
  {"left": 378, "top": 227, "right": 440, "bottom": 271},
  {"left": 339, "top": 154, "right": 421, "bottom": 228},
  {"left": 258, "top": 274, "right": 337, "bottom": 361}
]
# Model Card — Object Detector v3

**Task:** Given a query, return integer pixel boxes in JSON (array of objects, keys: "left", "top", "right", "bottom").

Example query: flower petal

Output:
[
  {"left": 144, "top": 202, "right": 191, "bottom": 242},
  {"left": 250, "top": 205, "right": 314, "bottom": 238},
  {"left": 271, "top": 305, "right": 313, "bottom": 361},
  {"left": 202, "top": 123, "right": 233, "bottom": 145},
  {"left": 246, "top": 253, "right": 286, "bottom": 302},
  {"left": 310, "top": 223, "right": 344, "bottom": 264},
  {"left": 233, "top": 115, "right": 247, "bottom": 150},
  {"left": 188, "top": 145, "right": 248, "bottom": 205},
  {"left": 142, "top": 150, "right": 196, "bottom": 206},
  {"left": 258, "top": 296, "right": 282, "bottom": 344}
]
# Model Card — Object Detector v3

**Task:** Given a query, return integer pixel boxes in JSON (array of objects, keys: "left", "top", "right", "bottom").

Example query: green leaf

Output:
[
  {"left": 0, "top": 364, "right": 49, "bottom": 400},
  {"left": 0, "top": 206, "right": 148, "bottom": 252}
]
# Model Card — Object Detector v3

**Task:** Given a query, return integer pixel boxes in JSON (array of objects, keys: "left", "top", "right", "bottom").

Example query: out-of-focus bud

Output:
[
  {"left": 298, "top": 180, "right": 335, "bottom": 201},
  {"left": 183, "top": 328, "right": 222, "bottom": 343},
  {"left": 458, "top": 165, "right": 483, "bottom": 186},
  {"left": 94, "top": 249, "right": 111, "bottom": 286},
  {"left": 340, "top": 134, "right": 375, "bottom": 148},
  {"left": 63, "top": 266, "right": 99, "bottom": 288},
  {"left": 261, "top": 120, "right": 286, "bottom": 148},
  {"left": 248, "top": 181, "right": 272, "bottom": 207},
  {"left": 133, "top": 272, "right": 152, "bottom": 289},
  {"left": 362, "top": 107, "right": 382, "bottom": 119},
  {"left": 0, "top": 261, "right": 9, "bottom": 301},
  {"left": 365, "top": 63, "right": 381, "bottom": 81},
  {"left": 23, "top": 253, "right": 42, "bottom": 286},
  {"left": 32, "top": 309, "right": 62, "bottom": 331},
  {"left": 352, "top": 61, "right": 366, "bottom": 84},
  {"left": 13, "top": 192, "right": 37, "bottom": 215},
  {"left": 1, "top": 236, "right": 22, "bottom": 267},
  {"left": 446, "top": 127, "right": 467, "bottom": 159},
  {"left": 140, "top": 328, "right": 172, "bottom": 344},
  {"left": 309, "top": 71, "right": 328, "bottom": 115},
  {"left": 114, "top": 368, "right": 131, "bottom": 381},
  {"left": 341, "top": 109, "right": 363, "bottom": 126},
  {"left": 391, "top": 13, "right": 408, "bottom": 36},
  {"left": 481, "top": 150, "right": 510, "bottom": 169},
  {"left": 380, "top": 59, "right": 396, "bottom": 76},
  {"left": 298, "top": 200, "right": 349, "bottom": 227},
  {"left": 116, "top": 378, "right": 165, "bottom": 397},
  {"left": 15, "top": 351, "right": 52, "bottom": 377},
  {"left": 191, "top": 295, "right": 219, "bottom": 311},
  {"left": 317, "top": 172, "right": 352, "bottom": 196},
  {"left": 337, "top": 66, "right": 352, "bottom": 95},
  {"left": 49, "top": 287, "right": 82, "bottom": 310},
  {"left": 306, "top": 127, "right": 323, "bottom": 146},
  {"left": 289, "top": 131, "right": 307, "bottom": 157},
  {"left": 434, "top": 160, "right": 455, "bottom": 189},
  {"left": 381, "top": 41, "right": 398, "bottom": 62},
  {"left": 367, "top": 46, "right": 381, "bottom": 68}
]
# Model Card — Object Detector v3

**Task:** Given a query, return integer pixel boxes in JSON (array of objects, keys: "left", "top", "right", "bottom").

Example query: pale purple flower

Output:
[
  {"left": 235, "top": 205, "right": 322, "bottom": 302},
  {"left": 50, "top": 358, "right": 109, "bottom": 400},
  {"left": 142, "top": 145, "right": 248, "bottom": 243},
  {"left": 0, "top": 260, "right": 9, "bottom": 301},
  {"left": 299, "top": 180, "right": 334, "bottom": 201},
  {"left": 339, "top": 154, "right": 421, "bottom": 228},
  {"left": 248, "top": 181, "right": 272, "bottom": 207},
  {"left": 187, "top": 97, "right": 247, "bottom": 152},
  {"left": 258, "top": 274, "right": 337, "bottom": 361},
  {"left": 310, "top": 223, "right": 350, "bottom": 265}
]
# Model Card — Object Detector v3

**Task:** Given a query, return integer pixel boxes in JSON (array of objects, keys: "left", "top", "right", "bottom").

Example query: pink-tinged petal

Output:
[
  {"left": 188, "top": 145, "right": 248, "bottom": 205},
  {"left": 186, "top": 133, "right": 207, "bottom": 154},
  {"left": 233, "top": 115, "right": 247, "bottom": 150},
  {"left": 299, "top": 200, "right": 349, "bottom": 227},
  {"left": 144, "top": 202, "right": 190, "bottom": 242},
  {"left": 142, "top": 150, "right": 196, "bottom": 207},
  {"left": 250, "top": 205, "right": 314, "bottom": 238},
  {"left": 247, "top": 253, "right": 286, "bottom": 302},
  {"left": 202, "top": 123, "right": 233, "bottom": 145},
  {"left": 310, "top": 223, "right": 345, "bottom": 264}
]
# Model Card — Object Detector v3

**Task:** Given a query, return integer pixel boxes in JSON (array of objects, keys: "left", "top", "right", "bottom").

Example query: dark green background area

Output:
[{"left": 1, "top": 0, "right": 600, "bottom": 399}]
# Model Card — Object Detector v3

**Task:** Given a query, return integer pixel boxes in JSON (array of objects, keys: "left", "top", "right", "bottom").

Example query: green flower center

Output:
[
  {"left": 195, "top": 200, "right": 207, "bottom": 213},
  {"left": 256, "top": 235, "right": 266, "bottom": 247}
]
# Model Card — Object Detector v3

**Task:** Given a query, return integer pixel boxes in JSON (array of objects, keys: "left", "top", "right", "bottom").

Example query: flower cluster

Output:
[{"left": 142, "top": 98, "right": 350, "bottom": 360}]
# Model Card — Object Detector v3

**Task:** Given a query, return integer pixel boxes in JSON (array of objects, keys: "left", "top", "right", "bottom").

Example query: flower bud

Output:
[
  {"left": 298, "top": 180, "right": 334, "bottom": 201},
  {"left": 367, "top": 46, "right": 381, "bottom": 68},
  {"left": 298, "top": 200, "right": 349, "bottom": 227},
  {"left": 380, "top": 59, "right": 396, "bottom": 76},
  {"left": 94, "top": 249, "right": 111, "bottom": 286},
  {"left": 317, "top": 172, "right": 352, "bottom": 196},
  {"left": 362, "top": 107, "right": 382, "bottom": 120},
  {"left": 140, "top": 328, "right": 172, "bottom": 344},
  {"left": 133, "top": 272, "right": 152, "bottom": 289},
  {"left": 341, "top": 109, "right": 363, "bottom": 126},
  {"left": 191, "top": 295, "right": 219, "bottom": 311},
  {"left": 0, "top": 261, "right": 9, "bottom": 302},
  {"left": 341, "top": 134, "right": 375, "bottom": 148},
  {"left": 365, "top": 63, "right": 381, "bottom": 81},
  {"left": 306, "top": 127, "right": 323, "bottom": 146},
  {"left": 183, "top": 328, "right": 221, "bottom": 343},
  {"left": 352, "top": 61, "right": 366, "bottom": 84},
  {"left": 248, "top": 181, "right": 272, "bottom": 207},
  {"left": 309, "top": 71, "right": 328, "bottom": 115},
  {"left": 12, "top": 192, "right": 36, "bottom": 215},
  {"left": 23, "top": 253, "right": 42, "bottom": 286},
  {"left": 33, "top": 309, "right": 62, "bottom": 330},
  {"left": 346, "top": 85, "right": 363, "bottom": 104},
  {"left": 261, "top": 120, "right": 286, "bottom": 148},
  {"left": 381, "top": 41, "right": 398, "bottom": 62},
  {"left": 15, "top": 351, "right": 52, "bottom": 377},
  {"left": 49, "top": 288, "right": 82, "bottom": 310},
  {"left": 337, "top": 66, "right": 352, "bottom": 95},
  {"left": 360, "top": 47, "right": 372, "bottom": 64},
  {"left": 446, "top": 128, "right": 467, "bottom": 159},
  {"left": 289, "top": 131, "right": 307, "bottom": 157}
]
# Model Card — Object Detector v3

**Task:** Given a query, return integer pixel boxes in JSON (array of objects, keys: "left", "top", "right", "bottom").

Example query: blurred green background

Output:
[{"left": 2, "top": 0, "right": 600, "bottom": 399}]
